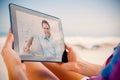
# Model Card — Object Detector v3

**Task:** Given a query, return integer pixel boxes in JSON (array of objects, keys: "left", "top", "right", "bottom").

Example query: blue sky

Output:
[{"left": 0, "top": 0, "right": 120, "bottom": 37}]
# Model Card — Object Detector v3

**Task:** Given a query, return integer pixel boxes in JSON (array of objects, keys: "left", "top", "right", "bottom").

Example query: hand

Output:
[
  {"left": 42, "top": 44, "right": 85, "bottom": 80},
  {"left": 60, "top": 44, "right": 80, "bottom": 72},
  {"left": 1, "top": 31, "right": 27, "bottom": 80},
  {"left": 23, "top": 45, "right": 30, "bottom": 53},
  {"left": 61, "top": 44, "right": 103, "bottom": 76},
  {"left": 1, "top": 31, "right": 59, "bottom": 80},
  {"left": 43, "top": 44, "right": 80, "bottom": 73},
  {"left": 65, "top": 44, "right": 78, "bottom": 62}
]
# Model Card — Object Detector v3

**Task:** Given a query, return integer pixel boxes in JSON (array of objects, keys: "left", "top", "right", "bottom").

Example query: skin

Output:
[
  {"left": 43, "top": 45, "right": 103, "bottom": 77},
  {"left": 1, "top": 32, "right": 27, "bottom": 80},
  {"left": 1, "top": 32, "right": 58, "bottom": 80},
  {"left": 42, "top": 23, "right": 51, "bottom": 39},
  {"left": 1, "top": 32, "right": 85, "bottom": 80},
  {"left": 1, "top": 31, "right": 103, "bottom": 80}
]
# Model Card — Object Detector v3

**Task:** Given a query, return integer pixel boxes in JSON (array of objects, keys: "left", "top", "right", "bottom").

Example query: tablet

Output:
[{"left": 9, "top": 3, "right": 68, "bottom": 62}]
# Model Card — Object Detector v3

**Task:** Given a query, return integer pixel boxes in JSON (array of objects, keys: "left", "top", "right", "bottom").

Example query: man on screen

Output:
[{"left": 23, "top": 20, "right": 57, "bottom": 57}]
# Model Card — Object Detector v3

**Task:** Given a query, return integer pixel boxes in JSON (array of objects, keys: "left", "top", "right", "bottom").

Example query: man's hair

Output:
[{"left": 41, "top": 20, "right": 50, "bottom": 29}]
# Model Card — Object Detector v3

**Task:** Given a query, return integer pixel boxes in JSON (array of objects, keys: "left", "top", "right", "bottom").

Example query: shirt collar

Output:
[{"left": 43, "top": 35, "right": 52, "bottom": 41}]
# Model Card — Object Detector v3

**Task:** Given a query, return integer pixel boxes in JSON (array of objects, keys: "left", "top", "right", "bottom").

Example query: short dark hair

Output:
[{"left": 41, "top": 20, "right": 50, "bottom": 29}]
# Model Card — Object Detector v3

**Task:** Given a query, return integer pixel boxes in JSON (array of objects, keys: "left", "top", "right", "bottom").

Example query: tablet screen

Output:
[{"left": 9, "top": 4, "right": 67, "bottom": 62}]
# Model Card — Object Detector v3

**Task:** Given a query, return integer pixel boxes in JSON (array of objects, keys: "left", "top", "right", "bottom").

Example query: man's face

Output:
[{"left": 42, "top": 23, "right": 51, "bottom": 38}]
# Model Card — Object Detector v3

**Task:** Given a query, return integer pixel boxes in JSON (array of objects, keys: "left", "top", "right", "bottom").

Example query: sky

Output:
[{"left": 0, "top": 0, "right": 120, "bottom": 37}]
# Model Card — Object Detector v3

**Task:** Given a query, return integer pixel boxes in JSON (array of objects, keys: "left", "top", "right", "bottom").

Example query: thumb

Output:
[
  {"left": 4, "top": 31, "right": 14, "bottom": 49},
  {"left": 66, "top": 44, "right": 77, "bottom": 62}
]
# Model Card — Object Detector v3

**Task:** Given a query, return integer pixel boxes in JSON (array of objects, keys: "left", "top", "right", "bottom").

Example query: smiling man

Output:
[{"left": 24, "top": 20, "right": 57, "bottom": 57}]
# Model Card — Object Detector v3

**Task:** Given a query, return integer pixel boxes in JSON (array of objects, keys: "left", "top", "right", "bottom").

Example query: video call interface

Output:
[{"left": 15, "top": 10, "right": 65, "bottom": 61}]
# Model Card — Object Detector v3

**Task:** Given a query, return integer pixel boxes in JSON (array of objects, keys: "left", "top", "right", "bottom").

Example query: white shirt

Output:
[{"left": 30, "top": 35, "right": 61, "bottom": 57}]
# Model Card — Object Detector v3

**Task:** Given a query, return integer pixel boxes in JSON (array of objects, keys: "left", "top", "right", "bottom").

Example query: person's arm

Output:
[
  {"left": 1, "top": 32, "right": 59, "bottom": 80},
  {"left": 64, "top": 44, "right": 103, "bottom": 76},
  {"left": 61, "top": 60, "right": 103, "bottom": 77},
  {"left": 75, "top": 59, "right": 103, "bottom": 77},
  {"left": 42, "top": 44, "right": 87, "bottom": 80},
  {"left": 26, "top": 37, "right": 33, "bottom": 48},
  {"left": 42, "top": 62, "right": 85, "bottom": 80},
  {"left": 24, "top": 62, "right": 59, "bottom": 80},
  {"left": 43, "top": 44, "right": 103, "bottom": 78},
  {"left": 1, "top": 32, "right": 27, "bottom": 80},
  {"left": 23, "top": 37, "right": 33, "bottom": 53}
]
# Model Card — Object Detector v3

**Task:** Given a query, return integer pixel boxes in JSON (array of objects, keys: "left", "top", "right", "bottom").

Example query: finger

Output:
[
  {"left": 4, "top": 31, "right": 14, "bottom": 48},
  {"left": 65, "top": 44, "right": 77, "bottom": 62},
  {"left": 65, "top": 44, "right": 72, "bottom": 52}
]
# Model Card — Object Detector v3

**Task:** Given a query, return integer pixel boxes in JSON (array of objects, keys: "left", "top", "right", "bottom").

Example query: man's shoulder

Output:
[{"left": 33, "top": 35, "right": 41, "bottom": 40}]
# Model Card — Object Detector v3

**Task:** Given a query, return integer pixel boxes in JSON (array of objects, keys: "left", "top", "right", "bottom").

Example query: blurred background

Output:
[
  {"left": 0, "top": 0, "right": 120, "bottom": 37},
  {"left": 0, "top": 0, "right": 120, "bottom": 64}
]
